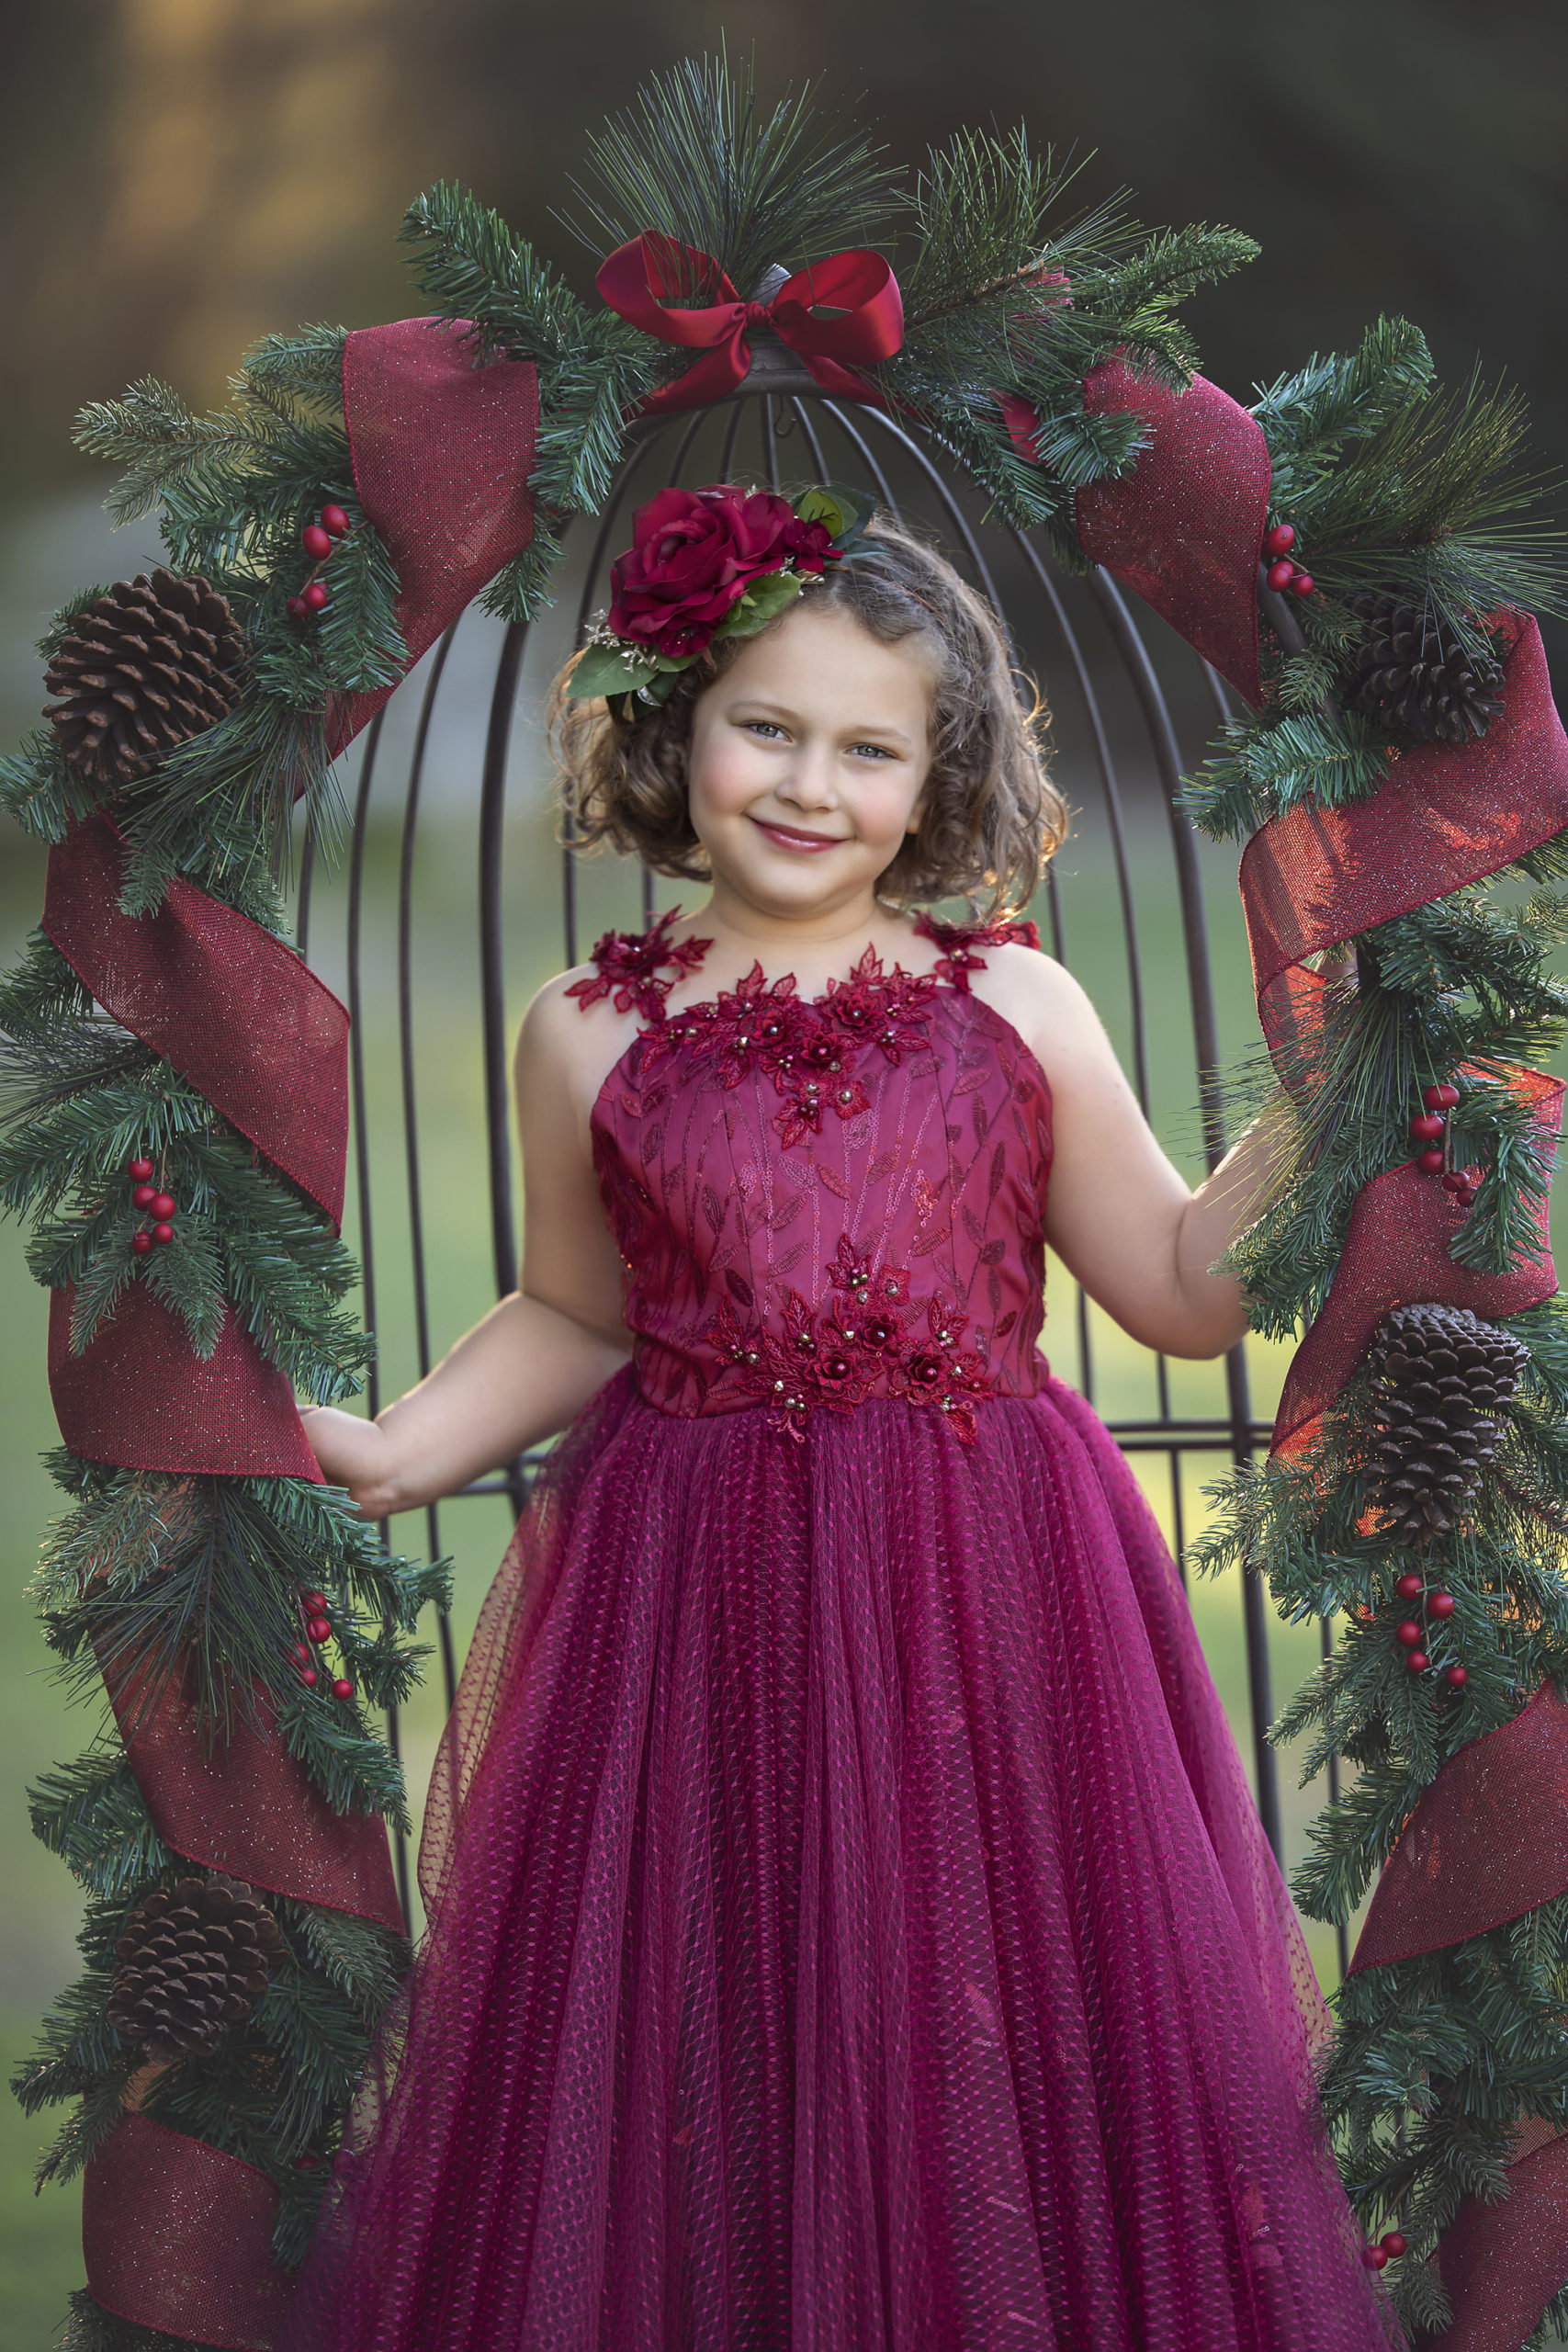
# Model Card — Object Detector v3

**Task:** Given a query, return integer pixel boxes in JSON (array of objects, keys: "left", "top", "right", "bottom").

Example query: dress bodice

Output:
[{"left": 574, "top": 910, "right": 1054, "bottom": 1442}]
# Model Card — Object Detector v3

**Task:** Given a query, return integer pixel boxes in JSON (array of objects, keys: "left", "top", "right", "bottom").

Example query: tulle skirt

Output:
[{"left": 283, "top": 1368, "right": 1403, "bottom": 2351}]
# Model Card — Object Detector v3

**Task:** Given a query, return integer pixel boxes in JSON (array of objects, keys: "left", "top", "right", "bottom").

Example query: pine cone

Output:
[
  {"left": 43, "top": 569, "right": 246, "bottom": 784},
  {"left": 107, "top": 1872, "right": 285, "bottom": 2062},
  {"left": 1338, "top": 590, "right": 1504, "bottom": 744},
  {"left": 1366, "top": 1304, "right": 1529, "bottom": 1544}
]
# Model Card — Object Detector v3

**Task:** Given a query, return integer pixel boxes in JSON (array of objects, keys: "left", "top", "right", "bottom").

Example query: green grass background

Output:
[{"left": 2, "top": 558, "right": 1563, "bottom": 2344}]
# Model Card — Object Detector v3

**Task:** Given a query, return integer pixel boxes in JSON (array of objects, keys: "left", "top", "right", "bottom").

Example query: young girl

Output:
[{"left": 287, "top": 499, "right": 1402, "bottom": 2350}]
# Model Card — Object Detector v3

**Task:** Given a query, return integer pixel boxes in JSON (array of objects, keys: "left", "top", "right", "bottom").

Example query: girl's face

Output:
[{"left": 684, "top": 603, "right": 936, "bottom": 929}]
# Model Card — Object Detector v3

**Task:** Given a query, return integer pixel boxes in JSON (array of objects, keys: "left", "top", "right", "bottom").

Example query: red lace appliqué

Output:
[
  {"left": 701, "top": 1235, "right": 996, "bottom": 1442},
  {"left": 564, "top": 906, "right": 714, "bottom": 1025},
  {"left": 640, "top": 945, "right": 938, "bottom": 1149},
  {"left": 912, "top": 910, "right": 1042, "bottom": 994}
]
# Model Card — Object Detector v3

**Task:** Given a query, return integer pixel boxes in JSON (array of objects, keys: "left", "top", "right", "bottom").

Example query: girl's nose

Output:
[{"left": 775, "top": 748, "right": 838, "bottom": 810}]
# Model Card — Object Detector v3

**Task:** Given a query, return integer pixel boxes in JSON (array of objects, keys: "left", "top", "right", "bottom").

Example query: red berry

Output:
[
  {"left": 1380, "top": 2233, "right": 1407, "bottom": 2258},
  {"left": 1416, "top": 1148, "right": 1445, "bottom": 1174},
  {"left": 1362, "top": 2246, "right": 1388, "bottom": 2269},
  {"left": 301, "top": 1666, "right": 318, "bottom": 1687},
  {"left": 1395, "top": 1573, "right": 1424, "bottom": 1600},
  {"left": 1395, "top": 1622, "right": 1423, "bottom": 1647},
  {"left": 1289, "top": 571, "right": 1315, "bottom": 596},
  {"left": 321, "top": 503, "right": 350, "bottom": 537},
  {"left": 294, "top": 2154, "right": 320, "bottom": 2169},
  {"left": 132, "top": 1183, "right": 158, "bottom": 1209},
  {"left": 291, "top": 1642, "right": 310, "bottom": 1663},
  {"left": 152, "top": 1222, "right": 175, "bottom": 1246},
  {"left": 1409, "top": 1114, "right": 1444, "bottom": 1141},
  {"left": 1442, "top": 1171, "right": 1468, "bottom": 1194},
  {"left": 151, "top": 1193, "right": 175, "bottom": 1220},
  {"left": 1265, "top": 559, "right": 1295, "bottom": 592},
  {"left": 1427, "top": 1590, "right": 1455, "bottom": 1619},
  {"left": 1458, "top": 1187, "right": 1479, "bottom": 1208},
  {"left": 304, "top": 1592, "right": 328, "bottom": 1615},
  {"left": 304, "top": 580, "right": 330, "bottom": 613},
  {"left": 1436, "top": 1084, "right": 1461, "bottom": 1109},
  {"left": 1407, "top": 1651, "right": 1429, "bottom": 1673},
  {"left": 302, "top": 522, "right": 333, "bottom": 561},
  {"left": 1446, "top": 1665, "right": 1468, "bottom": 1688},
  {"left": 131, "top": 1231, "right": 152, "bottom": 1255},
  {"left": 1263, "top": 523, "right": 1296, "bottom": 558},
  {"left": 308, "top": 1616, "right": 332, "bottom": 1644},
  {"left": 287, "top": 595, "right": 308, "bottom": 619},
  {"left": 128, "top": 1157, "right": 154, "bottom": 1181},
  {"left": 332, "top": 1679, "right": 354, "bottom": 1701}
]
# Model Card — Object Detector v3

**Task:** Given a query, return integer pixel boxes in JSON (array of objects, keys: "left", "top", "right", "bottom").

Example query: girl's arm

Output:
[
  {"left": 989, "top": 948, "right": 1280, "bottom": 1360},
  {"left": 301, "top": 981, "right": 633, "bottom": 1515}
]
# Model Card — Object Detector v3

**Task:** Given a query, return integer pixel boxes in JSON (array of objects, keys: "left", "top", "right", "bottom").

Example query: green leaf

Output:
[
  {"left": 719, "top": 571, "right": 805, "bottom": 636},
  {"left": 566, "top": 644, "right": 662, "bottom": 700}
]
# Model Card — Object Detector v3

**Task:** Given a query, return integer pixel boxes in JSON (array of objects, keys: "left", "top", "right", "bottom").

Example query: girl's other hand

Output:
[{"left": 297, "top": 1407, "right": 395, "bottom": 1517}]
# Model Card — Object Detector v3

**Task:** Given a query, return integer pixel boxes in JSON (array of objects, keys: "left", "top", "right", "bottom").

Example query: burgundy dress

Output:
[{"left": 285, "top": 914, "right": 1402, "bottom": 2352}]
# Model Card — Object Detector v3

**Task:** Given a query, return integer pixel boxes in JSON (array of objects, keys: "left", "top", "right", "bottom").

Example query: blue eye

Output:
[{"left": 745, "top": 720, "right": 786, "bottom": 740}]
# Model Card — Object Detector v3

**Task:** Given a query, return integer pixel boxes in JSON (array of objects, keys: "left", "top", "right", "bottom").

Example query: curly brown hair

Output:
[{"left": 548, "top": 509, "right": 1066, "bottom": 919}]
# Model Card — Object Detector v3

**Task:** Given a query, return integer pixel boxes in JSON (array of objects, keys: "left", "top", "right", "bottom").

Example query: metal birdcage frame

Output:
[{"left": 294, "top": 354, "right": 1348, "bottom": 1979}]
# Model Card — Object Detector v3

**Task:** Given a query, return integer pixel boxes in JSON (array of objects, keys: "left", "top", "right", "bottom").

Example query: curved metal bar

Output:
[
  {"left": 295, "top": 811, "right": 317, "bottom": 962},
  {"left": 667, "top": 406, "right": 711, "bottom": 486},
  {"left": 785, "top": 398, "right": 833, "bottom": 486},
  {"left": 761, "top": 397, "right": 781, "bottom": 493},
  {"left": 718, "top": 399, "right": 746, "bottom": 479},
  {"left": 852, "top": 408, "right": 1006, "bottom": 616},
  {"left": 344, "top": 708, "right": 413, "bottom": 1924},
  {"left": 812, "top": 401, "right": 901, "bottom": 516},
  {"left": 1201, "top": 660, "right": 1235, "bottom": 727},
  {"left": 1008, "top": 531, "right": 1152, "bottom": 1115},
  {"left": 1085, "top": 564, "right": 1280, "bottom": 1860},
  {"left": 398, "top": 621, "right": 461, "bottom": 1713},
  {"left": 478, "top": 624, "right": 529, "bottom": 1296}
]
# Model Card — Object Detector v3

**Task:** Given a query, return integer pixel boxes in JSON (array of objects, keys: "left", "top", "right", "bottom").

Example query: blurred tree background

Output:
[{"left": 0, "top": 1, "right": 1564, "bottom": 2340}]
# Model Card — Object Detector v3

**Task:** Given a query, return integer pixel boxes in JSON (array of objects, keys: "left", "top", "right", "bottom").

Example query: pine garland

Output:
[
  {"left": 1, "top": 311, "right": 448, "bottom": 2348},
  {"left": 1182, "top": 322, "right": 1568, "bottom": 2344}
]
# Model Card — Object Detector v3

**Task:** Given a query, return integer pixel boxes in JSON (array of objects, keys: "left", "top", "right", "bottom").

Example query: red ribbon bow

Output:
[{"left": 597, "top": 233, "right": 904, "bottom": 413}]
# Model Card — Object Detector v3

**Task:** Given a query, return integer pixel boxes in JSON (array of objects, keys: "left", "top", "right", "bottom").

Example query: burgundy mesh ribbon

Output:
[
  {"left": 43, "top": 812, "right": 347, "bottom": 1227},
  {"left": 1269, "top": 1079, "right": 1563, "bottom": 1459},
  {"left": 1423, "top": 2125, "right": 1568, "bottom": 2352},
  {"left": 83, "top": 2114, "right": 292, "bottom": 2352},
  {"left": 1000, "top": 356, "right": 1271, "bottom": 705},
  {"left": 35, "top": 311, "right": 541, "bottom": 2341},
  {"left": 49, "top": 1284, "right": 324, "bottom": 1481},
  {"left": 333, "top": 315, "right": 539, "bottom": 750},
  {"left": 105, "top": 1653, "right": 404, "bottom": 1934},
  {"left": 1350, "top": 1679, "right": 1568, "bottom": 1973}
]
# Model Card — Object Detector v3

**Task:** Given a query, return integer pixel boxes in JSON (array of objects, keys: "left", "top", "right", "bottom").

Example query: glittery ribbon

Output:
[
  {"left": 83, "top": 2113, "right": 293, "bottom": 2351},
  {"left": 333, "top": 314, "right": 539, "bottom": 751},
  {"left": 42, "top": 812, "right": 348, "bottom": 1227},
  {"left": 1000, "top": 355, "right": 1271, "bottom": 704}
]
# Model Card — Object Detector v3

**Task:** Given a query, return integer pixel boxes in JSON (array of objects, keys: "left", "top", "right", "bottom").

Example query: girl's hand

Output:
[{"left": 297, "top": 1407, "right": 395, "bottom": 1517}]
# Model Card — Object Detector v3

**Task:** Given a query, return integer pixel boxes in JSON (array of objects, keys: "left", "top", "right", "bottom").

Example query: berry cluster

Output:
[
  {"left": 1361, "top": 2229, "right": 1408, "bottom": 2271},
  {"left": 126, "top": 1154, "right": 176, "bottom": 1254},
  {"left": 1408, "top": 1080, "right": 1480, "bottom": 1206},
  {"left": 1261, "top": 520, "right": 1314, "bottom": 599},
  {"left": 285, "top": 503, "right": 352, "bottom": 623},
  {"left": 1391, "top": 1571, "right": 1467, "bottom": 1690},
  {"left": 290, "top": 1589, "right": 354, "bottom": 1702}
]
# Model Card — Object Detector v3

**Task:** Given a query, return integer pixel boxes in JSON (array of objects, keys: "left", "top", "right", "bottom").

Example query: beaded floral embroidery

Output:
[
  {"left": 912, "top": 910, "right": 1041, "bottom": 993},
  {"left": 564, "top": 905, "right": 714, "bottom": 1024},
  {"left": 637, "top": 944, "right": 939, "bottom": 1149},
  {"left": 701, "top": 1235, "right": 996, "bottom": 1442}
]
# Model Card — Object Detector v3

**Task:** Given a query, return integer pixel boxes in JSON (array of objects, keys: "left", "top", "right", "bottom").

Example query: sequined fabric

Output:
[{"left": 283, "top": 927, "right": 1404, "bottom": 2351}]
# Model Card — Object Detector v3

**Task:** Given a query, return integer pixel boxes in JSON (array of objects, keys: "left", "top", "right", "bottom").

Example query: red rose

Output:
[{"left": 606, "top": 484, "right": 809, "bottom": 660}]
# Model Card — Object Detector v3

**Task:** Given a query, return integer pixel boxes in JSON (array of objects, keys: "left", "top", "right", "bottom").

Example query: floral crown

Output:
[{"left": 566, "top": 480, "right": 875, "bottom": 719}]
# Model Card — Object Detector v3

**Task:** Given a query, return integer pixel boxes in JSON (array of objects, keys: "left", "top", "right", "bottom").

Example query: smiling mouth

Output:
[{"left": 750, "top": 816, "right": 846, "bottom": 851}]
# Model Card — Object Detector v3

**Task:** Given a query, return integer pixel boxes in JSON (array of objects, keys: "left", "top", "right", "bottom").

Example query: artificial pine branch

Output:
[{"left": 560, "top": 49, "right": 899, "bottom": 302}]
